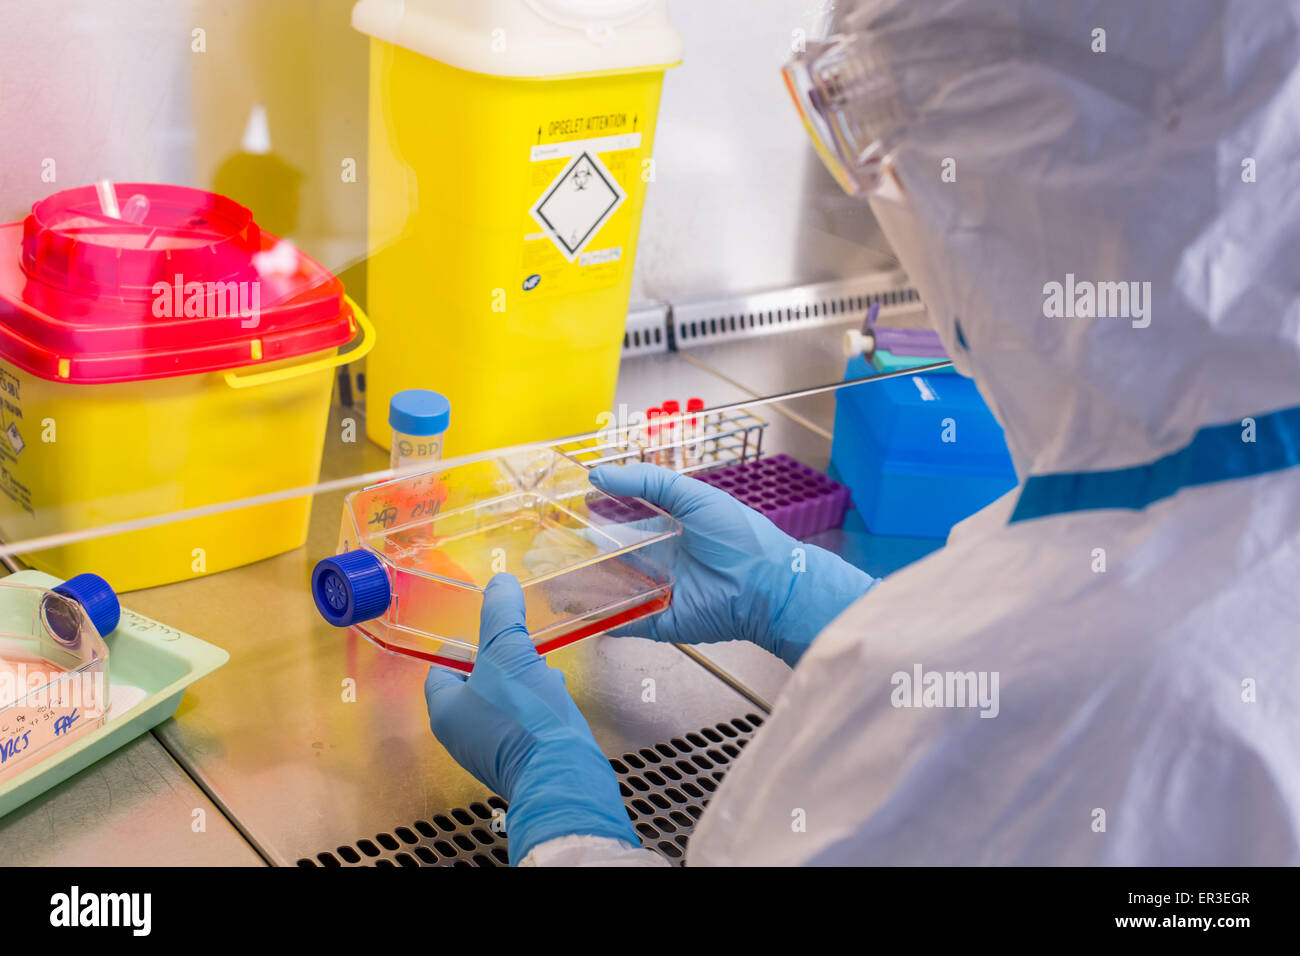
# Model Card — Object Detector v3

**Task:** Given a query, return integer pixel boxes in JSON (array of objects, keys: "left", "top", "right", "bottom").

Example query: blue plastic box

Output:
[{"left": 832, "top": 354, "right": 1017, "bottom": 539}]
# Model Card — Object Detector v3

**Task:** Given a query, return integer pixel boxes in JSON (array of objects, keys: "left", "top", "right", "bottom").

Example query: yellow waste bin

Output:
[
  {"left": 353, "top": 0, "right": 681, "bottom": 455},
  {"left": 0, "top": 183, "right": 373, "bottom": 592}
]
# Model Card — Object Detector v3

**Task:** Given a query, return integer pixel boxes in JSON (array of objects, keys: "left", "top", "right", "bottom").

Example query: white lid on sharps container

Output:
[{"left": 351, "top": 0, "right": 682, "bottom": 78}]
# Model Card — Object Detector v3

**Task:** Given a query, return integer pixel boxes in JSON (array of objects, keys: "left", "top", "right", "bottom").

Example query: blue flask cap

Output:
[{"left": 312, "top": 550, "right": 392, "bottom": 627}]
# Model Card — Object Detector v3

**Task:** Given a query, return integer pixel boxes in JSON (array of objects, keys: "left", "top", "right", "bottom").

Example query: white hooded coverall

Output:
[{"left": 525, "top": 0, "right": 1300, "bottom": 865}]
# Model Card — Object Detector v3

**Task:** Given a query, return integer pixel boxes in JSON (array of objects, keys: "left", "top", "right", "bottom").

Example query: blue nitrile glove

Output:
[
  {"left": 425, "top": 573, "right": 638, "bottom": 864},
  {"left": 589, "top": 462, "right": 876, "bottom": 667}
]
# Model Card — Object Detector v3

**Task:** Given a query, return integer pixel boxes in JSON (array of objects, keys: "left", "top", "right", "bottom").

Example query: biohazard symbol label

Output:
[{"left": 529, "top": 151, "right": 626, "bottom": 262}]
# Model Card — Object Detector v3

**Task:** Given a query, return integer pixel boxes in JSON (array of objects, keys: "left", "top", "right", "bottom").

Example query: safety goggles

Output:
[
  {"left": 782, "top": 29, "right": 905, "bottom": 196},
  {"left": 783, "top": 8, "right": 1162, "bottom": 196}
]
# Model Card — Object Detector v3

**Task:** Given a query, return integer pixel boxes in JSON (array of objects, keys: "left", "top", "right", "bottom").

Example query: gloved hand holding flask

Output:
[
  {"left": 589, "top": 462, "right": 876, "bottom": 667},
  {"left": 424, "top": 574, "right": 639, "bottom": 864}
]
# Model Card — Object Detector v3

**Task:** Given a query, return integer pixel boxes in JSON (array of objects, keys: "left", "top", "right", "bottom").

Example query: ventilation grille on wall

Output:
[
  {"left": 620, "top": 274, "right": 925, "bottom": 358},
  {"left": 671, "top": 273, "right": 923, "bottom": 349},
  {"left": 297, "top": 713, "right": 763, "bottom": 868},
  {"left": 622, "top": 302, "right": 671, "bottom": 357}
]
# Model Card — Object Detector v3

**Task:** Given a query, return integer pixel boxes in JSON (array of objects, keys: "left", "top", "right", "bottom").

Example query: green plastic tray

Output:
[{"left": 0, "top": 570, "right": 228, "bottom": 818}]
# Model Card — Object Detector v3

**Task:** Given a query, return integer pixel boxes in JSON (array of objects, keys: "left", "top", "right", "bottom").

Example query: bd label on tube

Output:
[{"left": 398, "top": 438, "right": 443, "bottom": 460}]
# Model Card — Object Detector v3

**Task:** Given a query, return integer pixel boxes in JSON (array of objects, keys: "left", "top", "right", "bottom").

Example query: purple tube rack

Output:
[
  {"left": 584, "top": 491, "right": 660, "bottom": 525},
  {"left": 695, "top": 454, "right": 851, "bottom": 539}
]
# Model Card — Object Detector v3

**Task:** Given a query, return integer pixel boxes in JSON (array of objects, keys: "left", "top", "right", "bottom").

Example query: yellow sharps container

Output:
[{"left": 353, "top": 0, "right": 681, "bottom": 456}]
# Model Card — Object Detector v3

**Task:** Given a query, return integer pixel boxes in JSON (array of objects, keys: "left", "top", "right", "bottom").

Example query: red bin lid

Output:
[{"left": 0, "top": 183, "right": 356, "bottom": 383}]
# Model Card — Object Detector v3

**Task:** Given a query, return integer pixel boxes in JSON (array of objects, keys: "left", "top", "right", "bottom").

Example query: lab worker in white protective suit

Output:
[{"left": 423, "top": 0, "right": 1300, "bottom": 866}]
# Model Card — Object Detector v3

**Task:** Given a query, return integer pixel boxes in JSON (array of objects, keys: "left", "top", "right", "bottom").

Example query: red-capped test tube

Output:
[
  {"left": 645, "top": 407, "right": 663, "bottom": 464},
  {"left": 686, "top": 397, "right": 705, "bottom": 465},
  {"left": 661, "top": 400, "right": 681, "bottom": 468}
]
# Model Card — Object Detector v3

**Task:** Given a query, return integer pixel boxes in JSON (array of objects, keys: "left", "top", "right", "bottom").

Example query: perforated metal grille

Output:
[
  {"left": 622, "top": 302, "right": 670, "bottom": 356},
  {"left": 297, "top": 713, "right": 763, "bottom": 868},
  {"left": 671, "top": 275, "right": 924, "bottom": 348},
  {"left": 621, "top": 277, "right": 926, "bottom": 357}
]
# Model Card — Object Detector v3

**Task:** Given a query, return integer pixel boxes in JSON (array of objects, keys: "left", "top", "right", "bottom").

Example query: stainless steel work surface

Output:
[
  {"left": 117, "top": 365, "right": 785, "bottom": 866},
  {"left": 142, "top": 569, "right": 760, "bottom": 866},
  {"left": 678, "top": 640, "right": 793, "bottom": 712},
  {"left": 20, "top": 344, "right": 856, "bottom": 865},
  {"left": 0, "top": 734, "right": 263, "bottom": 866},
  {"left": 687, "top": 319, "right": 858, "bottom": 441},
  {"left": 613, "top": 350, "right": 751, "bottom": 412}
]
